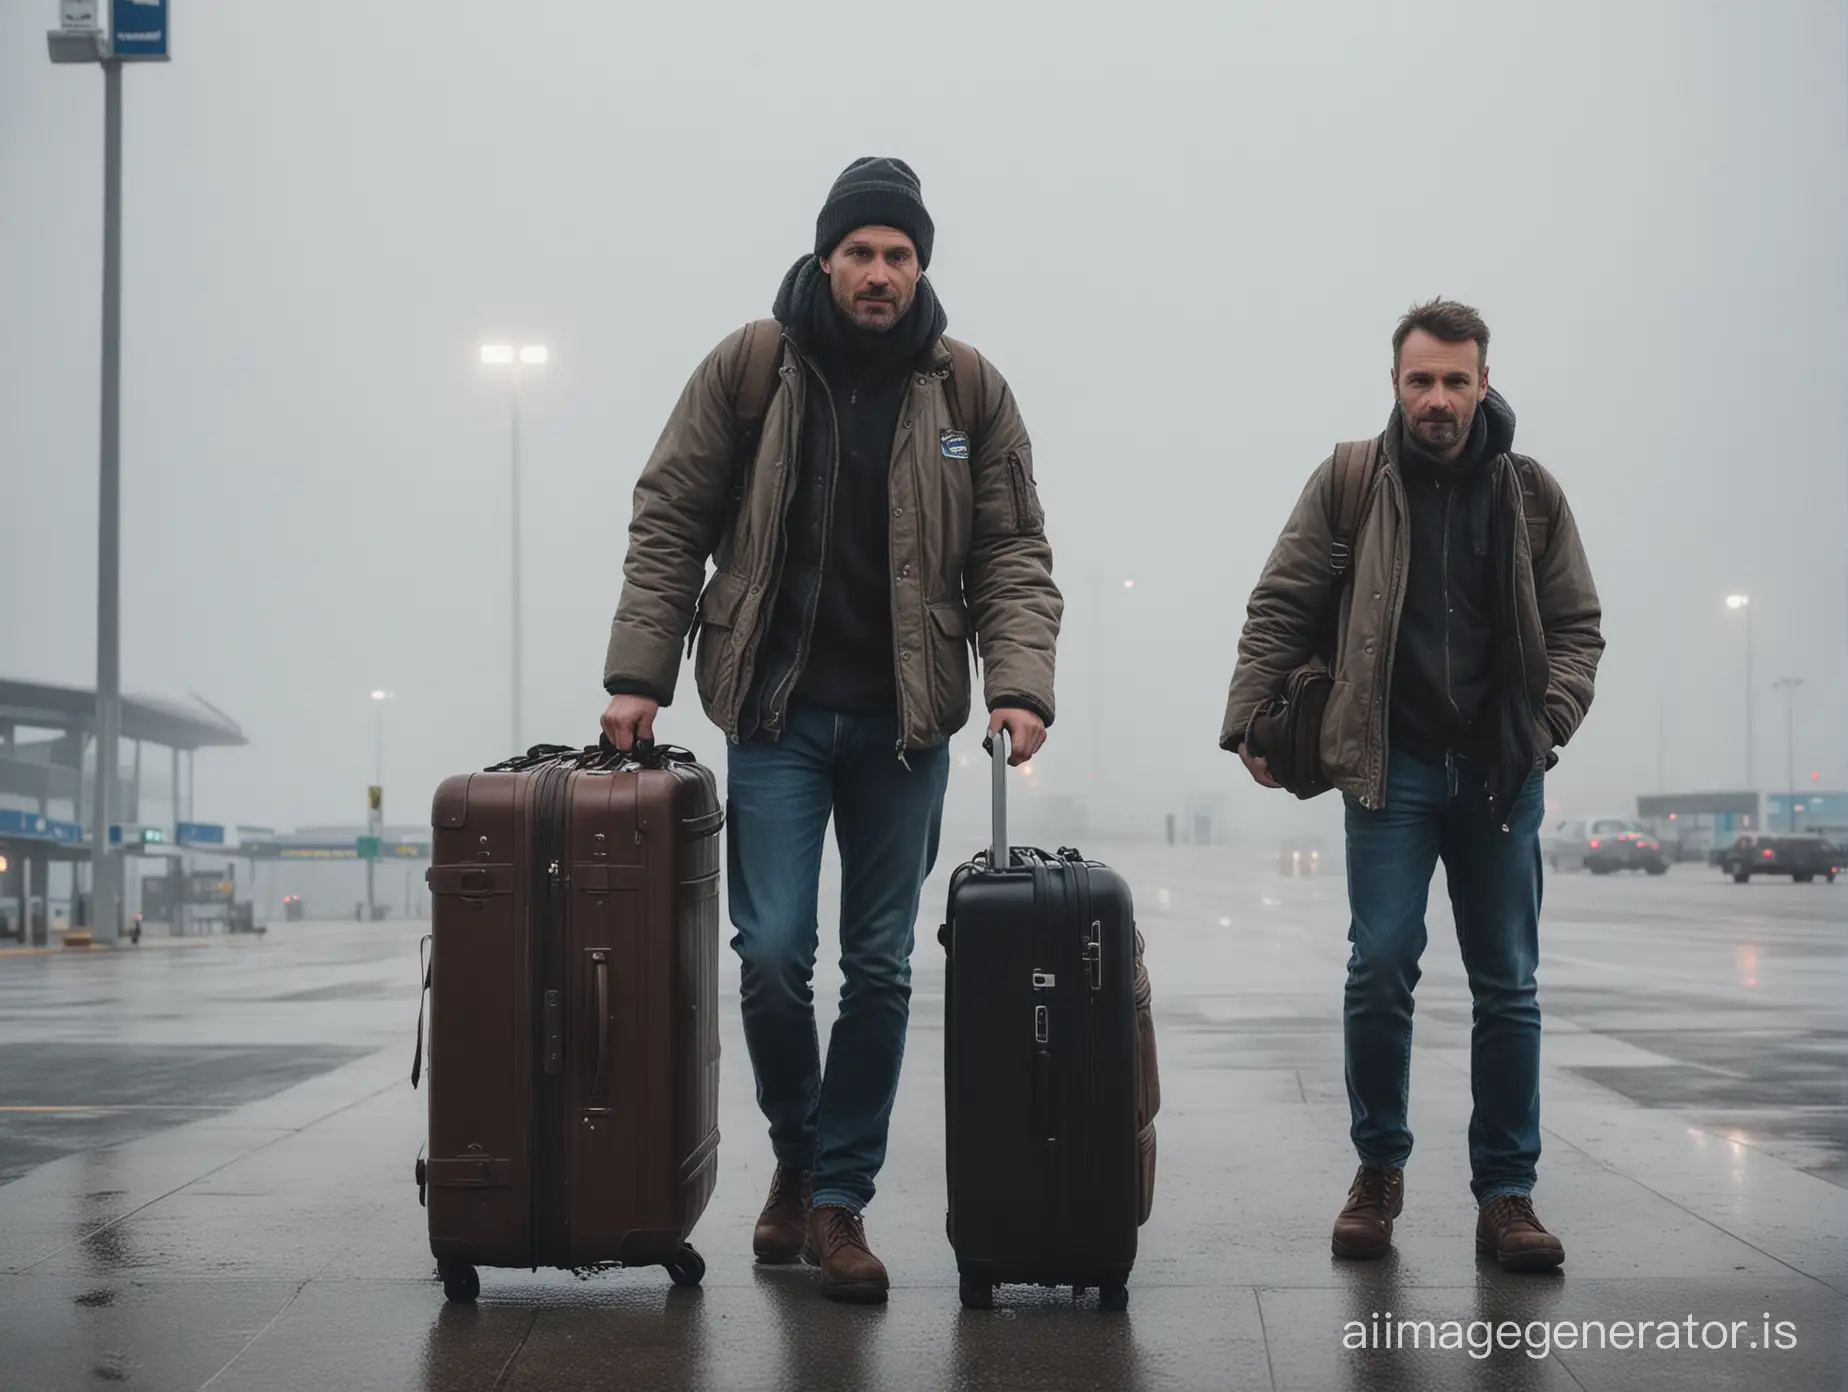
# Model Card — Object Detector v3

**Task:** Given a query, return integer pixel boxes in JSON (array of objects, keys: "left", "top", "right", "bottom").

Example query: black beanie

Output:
[{"left": 814, "top": 156, "right": 935, "bottom": 270}]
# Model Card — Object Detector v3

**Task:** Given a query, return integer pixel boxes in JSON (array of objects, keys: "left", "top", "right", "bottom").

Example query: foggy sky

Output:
[{"left": 3, "top": 0, "right": 1845, "bottom": 841}]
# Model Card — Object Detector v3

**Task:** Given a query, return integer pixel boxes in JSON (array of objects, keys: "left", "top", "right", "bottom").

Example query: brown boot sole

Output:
[
  {"left": 821, "top": 1277, "right": 890, "bottom": 1304},
  {"left": 754, "top": 1230, "right": 807, "bottom": 1265},
  {"left": 1331, "top": 1235, "right": 1393, "bottom": 1261},
  {"left": 1475, "top": 1236, "right": 1565, "bottom": 1272}
]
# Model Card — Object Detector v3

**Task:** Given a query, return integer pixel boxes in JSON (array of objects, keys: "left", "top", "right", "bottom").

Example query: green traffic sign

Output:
[{"left": 356, "top": 836, "right": 382, "bottom": 860}]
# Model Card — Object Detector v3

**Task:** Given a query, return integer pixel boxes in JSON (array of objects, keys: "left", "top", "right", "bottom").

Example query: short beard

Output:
[
  {"left": 1401, "top": 401, "right": 1474, "bottom": 456},
  {"left": 835, "top": 288, "right": 913, "bottom": 334}
]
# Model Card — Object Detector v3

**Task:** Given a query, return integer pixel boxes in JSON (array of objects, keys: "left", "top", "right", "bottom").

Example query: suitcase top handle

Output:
[
  {"left": 983, "top": 727, "right": 1011, "bottom": 870},
  {"left": 483, "top": 738, "right": 696, "bottom": 775}
]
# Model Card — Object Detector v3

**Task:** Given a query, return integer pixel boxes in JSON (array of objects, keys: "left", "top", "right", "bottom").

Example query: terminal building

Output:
[
  {"left": 0, "top": 677, "right": 246, "bottom": 942},
  {"left": 1, "top": 677, "right": 431, "bottom": 941}
]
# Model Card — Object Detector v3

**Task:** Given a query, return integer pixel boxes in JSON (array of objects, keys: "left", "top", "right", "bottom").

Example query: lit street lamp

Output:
[
  {"left": 480, "top": 343, "right": 549, "bottom": 754},
  {"left": 1724, "top": 594, "right": 1753, "bottom": 792}
]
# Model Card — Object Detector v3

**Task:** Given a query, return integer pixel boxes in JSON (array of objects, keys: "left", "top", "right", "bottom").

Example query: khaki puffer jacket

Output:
[{"left": 605, "top": 324, "right": 1062, "bottom": 755}]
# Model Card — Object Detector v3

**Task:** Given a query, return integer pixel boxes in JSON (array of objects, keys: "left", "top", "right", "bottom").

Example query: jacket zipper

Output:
[
  {"left": 727, "top": 358, "right": 799, "bottom": 744},
  {"left": 1370, "top": 468, "right": 1410, "bottom": 808},
  {"left": 762, "top": 349, "right": 838, "bottom": 738},
  {"left": 531, "top": 764, "right": 570, "bottom": 1267},
  {"left": 891, "top": 373, "right": 932, "bottom": 768},
  {"left": 1440, "top": 479, "right": 1462, "bottom": 726},
  {"left": 1499, "top": 457, "right": 1534, "bottom": 833}
]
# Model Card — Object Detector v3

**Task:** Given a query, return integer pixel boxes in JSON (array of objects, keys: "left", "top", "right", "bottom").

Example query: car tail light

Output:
[
  {"left": 1763, "top": 848, "right": 1775, "bottom": 858},
  {"left": 1588, "top": 839, "right": 1600, "bottom": 849}
]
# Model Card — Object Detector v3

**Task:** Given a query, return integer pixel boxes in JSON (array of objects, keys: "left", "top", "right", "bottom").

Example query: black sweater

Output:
[{"left": 1388, "top": 390, "right": 1517, "bottom": 767}]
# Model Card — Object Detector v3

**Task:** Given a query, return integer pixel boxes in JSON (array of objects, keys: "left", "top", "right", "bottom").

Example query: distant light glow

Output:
[
  {"left": 1725, "top": 593, "right": 1749, "bottom": 610},
  {"left": 480, "top": 344, "right": 514, "bottom": 364},
  {"left": 1123, "top": 579, "right": 1136, "bottom": 589},
  {"left": 519, "top": 345, "right": 549, "bottom": 365}
]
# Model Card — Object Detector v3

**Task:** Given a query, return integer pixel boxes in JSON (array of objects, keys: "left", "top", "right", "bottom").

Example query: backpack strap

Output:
[
  {"left": 1509, "top": 453, "right": 1551, "bottom": 562},
  {"left": 703, "top": 319, "right": 785, "bottom": 572},
  {"left": 944, "top": 337, "right": 985, "bottom": 439},
  {"left": 730, "top": 317, "right": 785, "bottom": 448},
  {"left": 1328, "top": 438, "right": 1383, "bottom": 577}
]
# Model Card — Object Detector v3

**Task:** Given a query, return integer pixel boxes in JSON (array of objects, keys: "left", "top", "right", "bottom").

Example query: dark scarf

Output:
[{"left": 771, "top": 254, "right": 947, "bottom": 372}]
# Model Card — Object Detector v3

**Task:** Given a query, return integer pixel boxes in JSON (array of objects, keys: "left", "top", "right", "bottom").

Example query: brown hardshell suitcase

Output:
[{"left": 413, "top": 742, "right": 722, "bottom": 1302}]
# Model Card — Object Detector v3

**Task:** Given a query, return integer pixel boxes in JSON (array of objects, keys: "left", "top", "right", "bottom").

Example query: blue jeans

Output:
[
  {"left": 725, "top": 703, "right": 950, "bottom": 1213},
  {"left": 1343, "top": 748, "right": 1546, "bottom": 1203}
]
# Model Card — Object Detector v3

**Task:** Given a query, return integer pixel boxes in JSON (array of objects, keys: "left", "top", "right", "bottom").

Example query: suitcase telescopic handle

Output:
[{"left": 986, "top": 727, "right": 1011, "bottom": 870}]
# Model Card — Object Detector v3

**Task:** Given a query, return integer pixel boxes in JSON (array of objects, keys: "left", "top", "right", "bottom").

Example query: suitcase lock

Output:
[{"left": 1032, "top": 969, "right": 1053, "bottom": 1044}]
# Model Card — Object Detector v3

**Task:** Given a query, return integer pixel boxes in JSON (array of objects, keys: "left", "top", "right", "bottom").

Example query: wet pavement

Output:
[{"left": 0, "top": 846, "right": 1843, "bottom": 1390}]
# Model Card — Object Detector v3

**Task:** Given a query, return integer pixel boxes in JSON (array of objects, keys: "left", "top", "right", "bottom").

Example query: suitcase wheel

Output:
[
  {"left": 958, "top": 1275, "right": 994, "bottom": 1311},
  {"left": 438, "top": 1260, "right": 480, "bottom": 1305},
  {"left": 664, "top": 1243, "right": 706, "bottom": 1289},
  {"left": 1099, "top": 1281, "right": 1129, "bottom": 1313}
]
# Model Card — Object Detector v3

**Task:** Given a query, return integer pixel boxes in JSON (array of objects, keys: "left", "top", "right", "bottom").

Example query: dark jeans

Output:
[
  {"left": 1343, "top": 748, "right": 1546, "bottom": 1202},
  {"left": 725, "top": 702, "right": 950, "bottom": 1213}
]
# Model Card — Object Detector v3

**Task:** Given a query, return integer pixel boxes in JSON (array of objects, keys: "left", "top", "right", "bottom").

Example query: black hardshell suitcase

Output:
[{"left": 942, "top": 730, "right": 1155, "bottom": 1312}]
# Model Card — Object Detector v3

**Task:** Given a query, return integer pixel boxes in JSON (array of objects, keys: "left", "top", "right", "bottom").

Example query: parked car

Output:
[
  {"left": 1546, "top": 817, "right": 1670, "bottom": 875},
  {"left": 1717, "top": 834, "right": 1842, "bottom": 884}
]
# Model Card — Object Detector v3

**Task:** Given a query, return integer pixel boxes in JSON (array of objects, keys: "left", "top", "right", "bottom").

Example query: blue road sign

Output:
[
  {"left": 176, "top": 821, "right": 226, "bottom": 846},
  {"left": 110, "top": 0, "right": 168, "bottom": 59},
  {"left": 0, "top": 810, "right": 85, "bottom": 844}
]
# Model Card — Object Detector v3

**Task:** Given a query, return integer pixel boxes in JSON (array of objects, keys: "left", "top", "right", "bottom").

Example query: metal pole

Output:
[
  {"left": 367, "top": 701, "right": 382, "bottom": 921},
  {"left": 1787, "top": 683, "right": 1795, "bottom": 832},
  {"left": 1656, "top": 689, "right": 1666, "bottom": 794},
  {"left": 510, "top": 368, "right": 524, "bottom": 756},
  {"left": 1744, "top": 603, "right": 1755, "bottom": 795},
  {"left": 171, "top": 745, "right": 183, "bottom": 935},
  {"left": 90, "top": 58, "right": 125, "bottom": 944}
]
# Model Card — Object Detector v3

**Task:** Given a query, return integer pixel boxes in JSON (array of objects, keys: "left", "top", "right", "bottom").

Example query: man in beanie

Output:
[{"left": 601, "top": 157, "right": 1062, "bottom": 1303}]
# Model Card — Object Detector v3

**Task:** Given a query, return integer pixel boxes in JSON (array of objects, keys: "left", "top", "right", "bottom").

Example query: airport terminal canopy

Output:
[{"left": 0, "top": 678, "right": 247, "bottom": 752}]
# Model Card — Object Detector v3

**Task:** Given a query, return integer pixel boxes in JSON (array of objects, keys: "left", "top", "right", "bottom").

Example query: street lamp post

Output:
[
  {"left": 1772, "top": 677, "right": 1803, "bottom": 832},
  {"left": 480, "top": 344, "right": 548, "bottom": 755},
  {"left": 48, "top": 5, "right": 172, "bottom": 943},
  {"left": 1725, "top": 595, "right": 1753, "bottom": 794},
  {"left": 368, "top": 690, "right": 391, "bottom": 920}
]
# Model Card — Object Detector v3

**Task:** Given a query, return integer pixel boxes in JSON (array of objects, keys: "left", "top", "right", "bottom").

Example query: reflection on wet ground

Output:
[{"left": 0, "top": 850, "right": 1842, "bottom": 1389}]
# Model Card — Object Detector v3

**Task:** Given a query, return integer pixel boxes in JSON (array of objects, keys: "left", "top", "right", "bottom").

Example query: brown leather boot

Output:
[
  {"left": 802, "top": 1205, "right": 889, "bottom": 1303},
  {"left": 1476, "top": 1194, "right": 1565, "bottom": 1272},
  {"left": 1331, "top": 1165, "right": 1404, "bottom": 1260},
  {"left": 752, "top": 1165, "right": 811, "bottom": 1264}
]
